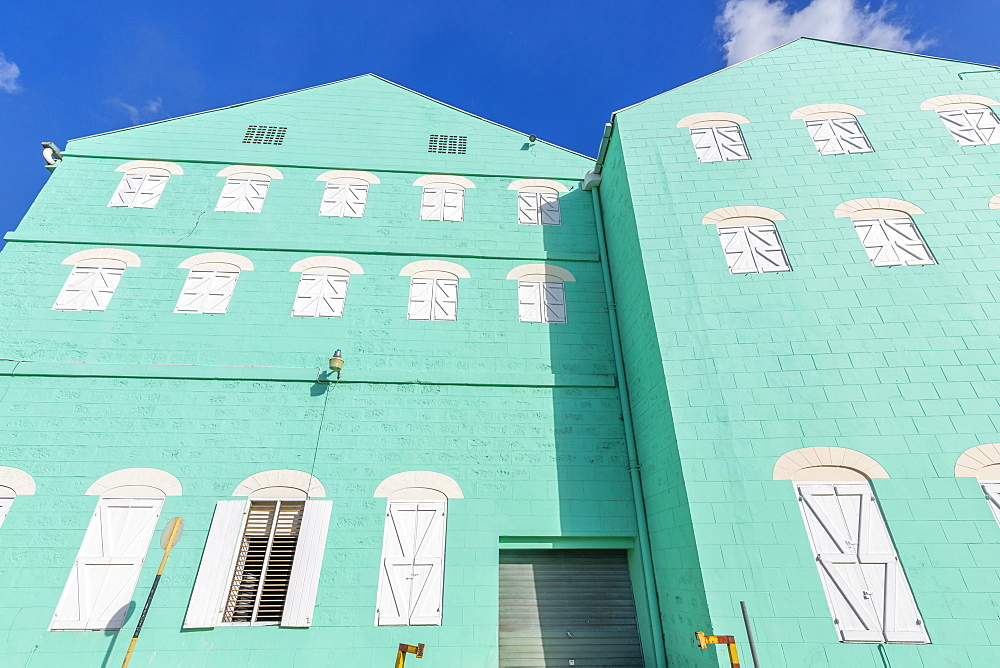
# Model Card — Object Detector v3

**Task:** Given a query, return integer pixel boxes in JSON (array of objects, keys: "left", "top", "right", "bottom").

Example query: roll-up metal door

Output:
[{"left": 499, "top": 549, "right": 644, "bottom": 667}]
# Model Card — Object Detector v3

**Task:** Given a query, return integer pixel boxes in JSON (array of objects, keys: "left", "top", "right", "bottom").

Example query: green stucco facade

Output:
[{"left": 4, "top": 39, "right": 1000, "bottom": 667}]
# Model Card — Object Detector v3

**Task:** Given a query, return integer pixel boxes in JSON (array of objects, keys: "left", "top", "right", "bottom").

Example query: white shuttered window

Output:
[
  {"left": 320, "top": 183, "right": 369, "bottom": 217},
  {"left": 0, "top": 497, "right": 13, "bottom": 529},
  {"left": 852, "top": 217, "right": 935, "bottom": 267},
  {"left": 50, "top": 497, "right": 164, "bottom": 631},
  {"left": 805, "top": 117, "right": 874, "bottom": 155},
  {"left": 795, "top": 482, "right": 929, "bottom": 644},
  {"left": 689, "top": 125, "right": 750, "bottom": 162},
  {"left": 518, "top": 281, "right": 567, "bottom": 323},
  {"left": 292, "top": 274, "right": 350, "bottom": 318},
  {"left": 53, "top": 264, "right": 125, "bottom": 311},
  {"left": 718, "top": 223, "right": 791, "bottom": 274},
  {"left": 108, "top": 172, "right": 170, "bottom": 209},
  {"left": 407, "top": 277, "right": 458, "bottom": 321},
  {"left": 184, "top": 499, "right": 332, "bottom": 628},
  {"left": 174, "top": 269, "right": 241, "bottom": 314},
  {"left": 517, "top": 192, "right": 561, "bottom": 225},
  {"left": 420, "top": 187, "right": 465, "bottom": 221},
  {"left": 937, "top": 107, "right": 1000, "bottom": 146},
  {"left": 216, "top": 177, "right": 271, "bottom": 213},
  {"left": 375, "top": 500, "right": 447, "bottom": 626},
  {"left": 981, "top": 482, "right": 1000, "bottom": 527}
]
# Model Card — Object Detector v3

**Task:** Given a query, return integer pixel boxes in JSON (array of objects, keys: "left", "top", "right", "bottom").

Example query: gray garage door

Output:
[{"left": 499, "top": 549, "right": 645, "bottom": 667}]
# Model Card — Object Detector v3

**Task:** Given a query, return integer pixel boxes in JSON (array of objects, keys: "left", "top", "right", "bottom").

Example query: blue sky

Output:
[{"left": 0, "top": 0, "right": 996, "bottom": 240}]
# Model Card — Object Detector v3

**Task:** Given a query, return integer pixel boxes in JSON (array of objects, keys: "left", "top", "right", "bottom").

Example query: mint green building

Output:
[{"left": 3, "top": 38, "right": 1000, "bottom": 667}]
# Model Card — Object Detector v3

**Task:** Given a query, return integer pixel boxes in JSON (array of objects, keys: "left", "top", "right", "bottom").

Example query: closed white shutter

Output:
[
  {"left": 442, "top": 188, "right": 465, "bottom": 222},
  {"left": 968, "top": 108, "right": 1000, "bottom": 144},
  {"left": 420, "top": 188, "right": 444, "bottom": 221},
  {"left": 806, "top": 118, "right": 873, "bottom": 155},
  {"left": 174, "top": 270, "right": 241, "bottom": 314},
  {"left": 108, "top": 173, "right": 146, "bottom": 208},
  {"left": 690, "top": 128, "right": 722, "bottom": 163},
  {"left": 538, "top": 193, "right": 561, "bottom": 225},
  {"left": 53, "top": 265, "right": 125, "bottom": 311},
  {"left": 0, "top": 497, "right": 13, "bottom": 529},
  {"left": 518, "top": 192, "right": 540, "bottom": 225},
  {"left": 518, "top": 281, "right": 543, "bottom": 322},
  {"left": 131, "top": 174, "right": 170, "bottom": 209},
  {"left": 852, "top": 217, "right": 935, "bottom": 267},
  {"left": 981, "top": 482, "right": 1000, "bottom": 527},
  {"left": 216, "top": 177, "right": 270, "bottom": 213},
  {"left": 432, "top": 278, "right": 459, "bottom": 321},
  {"left": 292, "top": 274, "right": 350, "bottom": 318},
  {"left": 320, "top": 183, "right": 369, "bottom": 217},
  {"left": 281, "top": 500, "right": 332, "bottom": 627},
  {"left": 407, "top": 277, "right": 434, "bottom": 320},
  {"left": 938, "top": 108, "right": 1000, "bottom": 146},
  {"left": 183, "top": 500, "right": 249, "bottom": 629},
  {"left": 542, "top": 282, "right": 567, "bottom": 323},
  {"left": 375, "top": 500, "right": 447, "bottom": 626},
  {"left": 796, "top": 482, "right": 928, "bottom": 644},
  {"left": 718, "top": 224, "right": 790, "bottom": 274},
  {"left": 51, "top": 497, "right": 164, "bottom": 631},
  {"left": 690, "top": 126, "right": 749, "bottom": 162}
]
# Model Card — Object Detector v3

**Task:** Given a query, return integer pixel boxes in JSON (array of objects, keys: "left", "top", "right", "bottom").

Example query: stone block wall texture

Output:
[
  {"left": 603, "top": 38, "right": 1000, "bottom": 667},
  {"left": 0, "top": 75, "right": 652, "bottom": 666}
]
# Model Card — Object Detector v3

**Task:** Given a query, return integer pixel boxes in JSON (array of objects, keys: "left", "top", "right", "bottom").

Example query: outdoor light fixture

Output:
[
  {"left": 329, "top": 349, "right": 345, "bottom": 378},
  {"left": 41, "top": 142, "right": 63, "bottom": 167}
]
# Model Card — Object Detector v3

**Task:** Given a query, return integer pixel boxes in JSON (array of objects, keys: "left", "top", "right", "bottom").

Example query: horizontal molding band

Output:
[
  {"left": 0, "top": 360, "right": 615, "bottom": 389},
  {"left": 2, "top": 235, "right": 600, "bottom": 264},
  {"left": 61, "top": 153, "right": 589, "bottom": 183},
  {"left": 498, "top": 536, "right": 636, "bottom": 550}
]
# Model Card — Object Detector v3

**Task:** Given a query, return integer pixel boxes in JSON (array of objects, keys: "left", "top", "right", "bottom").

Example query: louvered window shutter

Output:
[
  {"left": 718, "top": 224, "right": 790, "bottom": 274},
  {"left": 796, "top": 482, "right": 928, "bottom": 644},
  {"left": 132, "top": 174, "right": 169, "bottom": 208},
  {"left": 981, "top": 482, "right": 1000, "bottom": 527},
  {"left": 53, "top": 265, "right": 125, "bottom": 311},
  {"left": 715, "top": 125, "right": 750, "bottom": 160},
  {"left": 108, "top": 173, "right": 147, "bottom": 208},
  {"left": 184, "top": 500, "right": 248, "bottom": 628},
  {"left": 51, "top": 497, "right": 164, "bottom": 631},
  {"left": 174, "top": 270, "right": 241, "bottom": 314},
  {"left": 292, "top": 274, "right": 350, "bottom": 318},
  {"left": 216, "top": 177, "right": 270, "bottom": 213},
  {"left": 852, "top": 217, "right": 935, "bottom": 267},
  {"left": 431, "top": 278, "right": 459, "bottom": 321},
  {"left": 542, "top": 282, "right": 567, "bottom": 323},
  {"left": 0, "top": 497, "right": 13, "bottom": 529},
  {"left": 420, "top": 188, "right": 444, "bottom": 221},
  {"left": 407, "top": 278, "right": 434, "bottom": 320},
  {"left": 518, "top": 192, "right": 540, "bottom": 224},
  {"left": 518, "top": 281, "right": 543, "bottom": 322},
  {"left": 376, "top": 500, "right": 447, "bottom": 626},
  {"left": 538, "top": 193, "right": 561, "bottom": 225},
  {"left": 281, "top": 500, "right": 332, "bottom": 627},
  {"left": 690, "top": 128, "right": 723, "bottom": 163},
  {"left": 442, "top": 189, "right": 465, "bottom": 222}
]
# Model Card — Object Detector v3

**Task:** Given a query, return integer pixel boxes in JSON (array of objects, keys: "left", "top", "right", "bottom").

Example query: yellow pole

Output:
[{"left": 121, "top": 518, "right": 183, "bottom": 668}]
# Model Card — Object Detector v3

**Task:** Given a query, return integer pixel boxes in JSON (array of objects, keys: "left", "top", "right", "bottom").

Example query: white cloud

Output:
[
  {"left": 0, "top": 52, "right": 22, "bottom": 93},
  {"left": 107, "top": 97, "right": 164, "bottom": 124},
  {"left": 718, "top": 0, "right": 931, "bottom": 66}
]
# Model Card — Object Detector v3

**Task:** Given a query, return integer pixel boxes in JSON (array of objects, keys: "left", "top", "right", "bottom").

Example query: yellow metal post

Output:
[
  {"left": 394, "top": 643, "right": 425, "bottom": 667},
  {"left": 694, "top": 631, "right": 741, "bottom": 668}
]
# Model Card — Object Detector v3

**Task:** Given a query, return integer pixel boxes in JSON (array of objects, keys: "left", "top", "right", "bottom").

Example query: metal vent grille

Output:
[
  {"left": 428, "top": 134, "right": 467, "bottom": 154},
  {"left": 222, "top": 500, "right": 304, "bottom": 624},
  {"left": 243, "top": 125, "right": 287, "bottom": 145}
]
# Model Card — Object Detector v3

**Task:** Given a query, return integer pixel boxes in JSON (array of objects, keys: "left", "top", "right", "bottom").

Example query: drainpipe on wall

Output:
[{"left": 585, "top": 125, "right": 667, "bottom": 667}]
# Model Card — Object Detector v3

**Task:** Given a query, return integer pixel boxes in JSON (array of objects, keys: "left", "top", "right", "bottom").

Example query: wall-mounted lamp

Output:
[
  {"left": 41, "top": 142, "right": 63, "bottom": 171},
  {"left": 328, "top": 349, "right": 345, "bottom": 378}
]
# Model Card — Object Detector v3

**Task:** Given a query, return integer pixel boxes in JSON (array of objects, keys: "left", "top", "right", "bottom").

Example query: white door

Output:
[
  {"left": 51, "top": 497, "right": 164, "bottom": 630},
  {"left": 375, "top": 500, "right": 447, "bottom": 626},
  {"left": 795, "top": 482, "right": 928, "bottom": 644}
]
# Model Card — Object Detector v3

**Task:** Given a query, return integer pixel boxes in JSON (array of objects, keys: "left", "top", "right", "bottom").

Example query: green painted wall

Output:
[
  {"left": 603, "top": 38, "right": 1000, "bottom": 667},
  {"left": 0, "top": 75, "right": 651, "bottom": 667}
]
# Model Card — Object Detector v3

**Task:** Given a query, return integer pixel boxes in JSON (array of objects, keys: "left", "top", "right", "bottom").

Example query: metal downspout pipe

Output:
[{"left": 588, "top": 182, "right": 668, "bottom": 667}]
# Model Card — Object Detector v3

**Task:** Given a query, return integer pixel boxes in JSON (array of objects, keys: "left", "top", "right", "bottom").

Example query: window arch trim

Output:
[
  {"left": 920, "top": 94, "right": 1000, "bottom": 111},
  {"left": 954, "top": 444, "right": 1000, "bottom": 479},
  {"left": 676, "top": 112, "right": 750, "bottom": 128},
  {"left": 315, "top": 169, "right": 380, "bottom": 184},
  {"left": 0, "top": 467, "right": 35, "bottom": 495},
  {"left": 62, "top": 248, "right": 141, "bottom": 268},
  {"left": 834, "top": 198, "right": 925, "bottom": 219},
  {"left": 507, "top": 179, "right": 569, "bottom": 193},
  {"left": 114, "top": 160, "right": 184, "bottom": 176},
  {"left": 86, "top": 468, "right": 182, "bottom": 497},
  {"left": 506, "top": 263, "right": 576, "bottom": 282},
  {"left": 773, "top": 447, "right": 889, "bottom": 481},
  {"left": 790, "top": 103, "right": 867, "bottom": 120},
  {"left": 989, "top": 194, "right": 1000, "bottom": 210},
  {"left": 399, "top": 260, "right": 470, "bottom": 278},
  {"left": 216, "top": 165, "right": 284, "bottom": 180},
  {"left": 412, "top": 174, "right": 476, "bottom": 189},
  {"left": 289, "top": 256, "right": 364, "bottom": 275},
  {"left": 232, "top": 469, "right": 326, "bottom": 499},
  {"left": 178, "top": 252, "right": 254, "bottom": 271},
  {"left": 374, "top": 471, "right": 464, "bottom": 499},
  {"left": 702, "top": 205, "right": 785, "bottom": 227}
]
